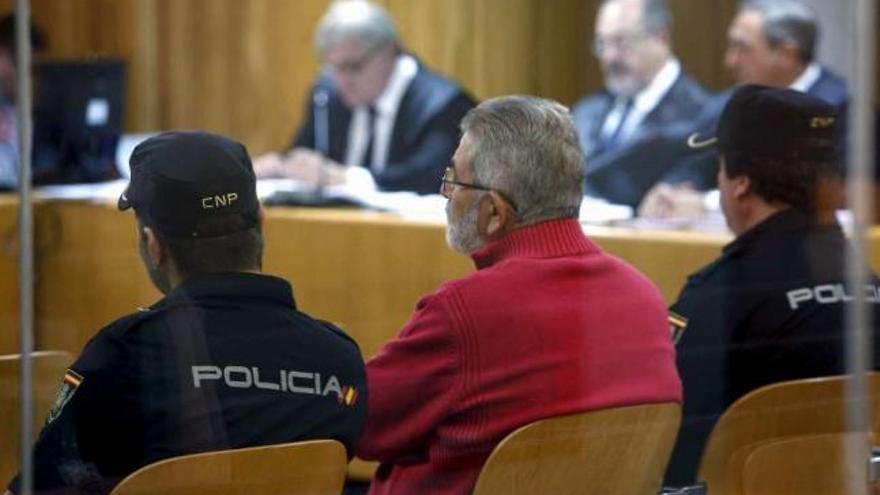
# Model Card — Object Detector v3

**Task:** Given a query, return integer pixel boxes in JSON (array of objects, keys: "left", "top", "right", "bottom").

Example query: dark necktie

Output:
[
  {"left": 595, "top": 99, "right": 633, "bottom": 155},
  {"left": 361, "top": 106, "right": 378, "bottom": 169}
]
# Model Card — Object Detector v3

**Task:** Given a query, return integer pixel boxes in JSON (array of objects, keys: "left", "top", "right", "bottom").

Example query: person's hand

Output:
[
  {"left": 285, "top": 149, "right": 346, "bottom": 186},
  {"left": 252, "top": 151, "right": 287, "bottom": 179},
  {"left": 638, "top": 182, "right": 707, "bottom": 220}
]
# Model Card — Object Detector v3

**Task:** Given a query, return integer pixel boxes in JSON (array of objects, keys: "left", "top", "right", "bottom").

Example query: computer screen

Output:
[{"left": 33, "top": 59, "right": 126, "bottom": 184}]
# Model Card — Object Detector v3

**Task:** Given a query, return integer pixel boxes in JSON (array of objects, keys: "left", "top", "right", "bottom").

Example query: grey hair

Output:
[
  {"left": 314, "top": 0, "right": 400, "bottom": 55},
  {"left": 600, "top": 0, "right": 672, "bottom": 35},
  {"left": 741, "top": 0, "right": 818, "bottom": 62},
  {"left": 461, "top": 95, "right": 585, "bottom": 226}
]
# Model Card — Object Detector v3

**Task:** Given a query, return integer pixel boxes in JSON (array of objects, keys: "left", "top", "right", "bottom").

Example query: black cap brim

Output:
[{"left": 118, "top": 185, "right": 132, "bottom": 211}]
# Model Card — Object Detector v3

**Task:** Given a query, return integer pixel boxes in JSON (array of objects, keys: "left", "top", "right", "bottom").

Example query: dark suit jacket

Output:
[
  {"left": 637, "top": 66, "right": 852, "bottom": 194},
  {"left": 809, "top": 67, "right": 849, "bottom": 118},
  {"left": 291, "top": 61, "right": 475, "bottom": 195},
  {"left": 572, "top": 71, "right": 709, "bottom": 207}
]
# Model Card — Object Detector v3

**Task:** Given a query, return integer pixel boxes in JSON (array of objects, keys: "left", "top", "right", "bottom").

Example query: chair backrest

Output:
[
  {"left": 741, "top": 433, "right": 872, "bottom": 495},
  {"left": 110, "top": 439, "right": 347, "bottom": 495},
  {"left": 0, "top": 350, "right": 74, "bottom": 483},
  {"left": 471, "top": 402, "right": 681, "bottom": 495},
  {"left": 698, "top": 372, "right": 880, "bottom": 495}
]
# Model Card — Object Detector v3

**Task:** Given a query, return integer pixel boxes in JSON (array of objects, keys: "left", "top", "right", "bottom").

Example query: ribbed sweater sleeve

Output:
[{"left": 356, "top": 288, "right": 464, "bottom": 461}]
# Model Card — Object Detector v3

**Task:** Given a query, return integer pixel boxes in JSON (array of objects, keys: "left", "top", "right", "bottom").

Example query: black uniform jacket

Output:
[
  {"left": 665, "top": 209, "right": 880, "bottom": 485},
  {"left": 9, "top": 272, "right": 367, "bottom": 495}
]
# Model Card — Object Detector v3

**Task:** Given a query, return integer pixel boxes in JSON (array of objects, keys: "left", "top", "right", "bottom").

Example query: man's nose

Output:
[{"left": 724, "top": 49, "right": 739, "bottom": 71}]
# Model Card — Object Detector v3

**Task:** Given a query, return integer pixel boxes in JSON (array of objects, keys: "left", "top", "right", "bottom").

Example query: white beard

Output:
[{"left": 445, "top": 199, "right": 487, "bottom": 254}]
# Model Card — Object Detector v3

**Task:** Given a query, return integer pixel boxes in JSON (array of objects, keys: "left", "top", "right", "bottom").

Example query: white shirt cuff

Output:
[{"left": 344, "top": 166, "right": 378, "bottom": 192}]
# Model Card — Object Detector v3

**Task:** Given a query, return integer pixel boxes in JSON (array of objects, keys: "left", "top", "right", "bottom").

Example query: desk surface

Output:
[{"left": 0, "top": 197, "right": 733, "bottom": 357}]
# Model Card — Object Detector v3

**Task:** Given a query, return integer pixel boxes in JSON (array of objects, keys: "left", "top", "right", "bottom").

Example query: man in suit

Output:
[
  {"left": 725, "top": 0, "right": 848, "bottom": 115},
  {"left": 640, "top": 0, "right": 850, "bottom": 218},
  {"left": 572, "top": 0, "right": 709, "bottom": 207},
  {"left": 254, "top": 0, "right": 475, "bottom": 195}
]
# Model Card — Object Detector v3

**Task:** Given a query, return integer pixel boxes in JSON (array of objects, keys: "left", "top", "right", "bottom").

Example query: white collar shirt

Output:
[
  {"left": 600, "top": 58, "right": 682, "bottom": 144},
  {"left": 344, "top": 54, "right": 419, "bottom": 173}
]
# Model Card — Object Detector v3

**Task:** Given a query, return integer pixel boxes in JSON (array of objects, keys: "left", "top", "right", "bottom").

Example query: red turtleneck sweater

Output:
[{"left": 358, "top": 218, "right": 681, "bottom": 495}]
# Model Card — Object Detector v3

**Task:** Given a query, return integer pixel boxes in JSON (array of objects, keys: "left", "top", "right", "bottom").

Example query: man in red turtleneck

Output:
[{"left": 356, "top": 95, "right": 682, "bottom": 495}]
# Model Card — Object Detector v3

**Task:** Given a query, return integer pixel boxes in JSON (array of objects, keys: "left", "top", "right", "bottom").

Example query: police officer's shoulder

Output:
[
  {"left": 682, "top": 257, "right": 728, "bottom": 289},
  {"left": 68, "top": 307, "right": 158, "bottom": 378},
  {"left": 682, "top": 238, "right": 753, "bottom": 288},
  {"left": 312, "top": 318, "right": 362, "bottom": 353},
  {"left": 84, "top": 304, "right": 163, "bottom": 345}
]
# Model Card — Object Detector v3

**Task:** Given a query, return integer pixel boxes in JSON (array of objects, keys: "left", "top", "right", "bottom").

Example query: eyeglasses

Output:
[
  {"left": 440, "top": 166, "right": 518, "bottom": 212},
  {"left": 592, "top": 31, "right": 651, "bottom": 57},
  {"left": 325, "top": 46, "right": 381, "bottom": 75}
]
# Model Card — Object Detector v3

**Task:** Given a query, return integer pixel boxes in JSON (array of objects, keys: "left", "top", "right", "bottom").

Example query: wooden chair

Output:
[
  {"left": 740, "top": 432, "right": 872, "bottom": 495},
  {"left": 698, "top": 372, "right": 880, "bottom": 495},
  {"left": 347, "top": 457, "right": 379, "bottom": 483},
  {"left": 0, "top": 350, "right": 74, "bottom": 483},
  {"left": 110, "top": 439, "right": 347, "bottom": 495},
  {"left": 471, "top": 402, "right": 681, "bottom": 495}
]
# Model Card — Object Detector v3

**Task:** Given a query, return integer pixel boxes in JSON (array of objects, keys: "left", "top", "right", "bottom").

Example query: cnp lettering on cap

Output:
[{"left": 201, "top": 192, "right": 239, "bottom": 209}]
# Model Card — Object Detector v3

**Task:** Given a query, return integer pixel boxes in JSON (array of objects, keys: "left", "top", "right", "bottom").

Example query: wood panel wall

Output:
[{"left": 0, "top": 0, "right": 871, "bottom": 158}]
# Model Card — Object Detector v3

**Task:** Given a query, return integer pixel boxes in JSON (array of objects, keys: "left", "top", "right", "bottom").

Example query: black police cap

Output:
[
  {"left": 118, "top": 131, "right": 259, "bottom": 238},
  {"left": 687, "top": 84, "right": 839, "bottom": 161}
]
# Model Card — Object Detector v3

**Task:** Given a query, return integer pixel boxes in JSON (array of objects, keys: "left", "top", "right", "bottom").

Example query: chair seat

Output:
[
  {"left": 110, "top": 439, "right": 347, "bottom": 495},
  {"left": 471, "top": 402, "right": 681, "bottom": 495},
  {"left": 698, "top": 372, "right": 880, "bottom": 495}
]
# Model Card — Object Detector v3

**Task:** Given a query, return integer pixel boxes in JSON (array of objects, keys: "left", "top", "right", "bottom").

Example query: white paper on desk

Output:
[
  {"left": 358, "top": 191, "right": 447, "bottom": 221},
  {"left": 578, "top": 196, "right": 633, "bottom": 224},
  {"left": 256, "top": 178, "right": 315, "bottom": 198},
  {"left": 259, "top": 181, "right": 636, "bottom": 225},
  {"left": 619, "top": 211, "right": 729, "bottom": 232},
  {"left": 35, "top": 179, "right": 128, "bottom": 202},
  {"left": 258, "top": 178, "right": 448, "bottom": 220}
]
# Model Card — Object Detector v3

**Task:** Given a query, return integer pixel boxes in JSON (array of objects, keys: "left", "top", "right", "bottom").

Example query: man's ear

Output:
[
  {"left": 778, "top": 40, "right": 801, "bottom": 63},
  {"left": 480, "top": 191, "right": 517, "bottom": 241},
  {"left": 142, "top": 226, "right": 166, "bottom": 267},
  {"left": 258, "top": 205, "right": 267, "bottom": 227},
  {"left": 732, "top": 175, "right": 752, "bottom": 200}
]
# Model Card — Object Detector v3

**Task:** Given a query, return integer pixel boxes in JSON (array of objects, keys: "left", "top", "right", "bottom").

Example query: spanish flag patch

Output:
[
  {"left": 46, "top": 369, "right": 84, "bottom": 424},
  {"left": 668, "top": 311, "right": 688, "bottom": 345},
  {"left": 339, "top": 385, "right": 359, "bottom": 407}
]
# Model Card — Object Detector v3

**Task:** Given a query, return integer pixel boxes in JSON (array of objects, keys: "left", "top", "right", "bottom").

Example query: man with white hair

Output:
[
  {"left": 254, "top": 0, "right": 474, "bottom": 195},
  {"left": 639, "top": 0, "right": 849, "bottom": 218},
  {"left": 725, "top": 0, "right": 847, "bottom": 111},
  {"left": 572, "top": 0, "right": 709, "bottom": 207},
  {"left": 357, "top": 95, "right": 681, "bottom": 495}
]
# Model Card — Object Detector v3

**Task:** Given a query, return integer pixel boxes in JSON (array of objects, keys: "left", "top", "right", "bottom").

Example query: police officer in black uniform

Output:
[
  {"left": 6, "top": 131, "right": 367, "bottom": 495},
  {"left": 663, "top": 85, "right": 880, "bottom": 485}
]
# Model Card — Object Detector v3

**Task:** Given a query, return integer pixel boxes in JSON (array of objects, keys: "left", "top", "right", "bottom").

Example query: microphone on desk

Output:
[
  {"left": 313, "top": 88, "right": 330, "bottom": 156},
  {"left": 313, "top": 88, "right": 331, "bottom": 199}
]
